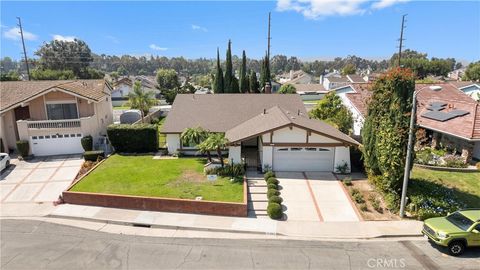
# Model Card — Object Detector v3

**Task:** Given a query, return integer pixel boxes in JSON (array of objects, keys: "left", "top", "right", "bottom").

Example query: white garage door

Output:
[
  {"left": 273, "top": 147, "right": 334, "bottom": 172},
  {"left": 30, "top": 133, "right": 84, "bottom": 156}
]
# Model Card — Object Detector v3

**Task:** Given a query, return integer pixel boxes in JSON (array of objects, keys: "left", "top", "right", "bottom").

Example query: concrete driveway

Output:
[
  {"left": 277, "top": 172, "right": 360, "bottom": 222},
  {"left": 0, "top": 155, "right": 83, "bottom": 204}
]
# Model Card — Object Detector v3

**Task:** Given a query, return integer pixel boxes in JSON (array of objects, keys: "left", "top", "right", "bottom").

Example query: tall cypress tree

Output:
[
  {"left": 224, "top": 40, "right": 233, "bottom": 93},
  {"left": 239, "top": 50, "right": 248, "bottom": 93},
  {"left": 259, "top": 52, "right": 271, "bottom": 91},
  {"left": 249, "top": 70, "right": 260, "bottom": 93},
  {"left": 214, "top": 48, "right": 224, "bottom": 93}
]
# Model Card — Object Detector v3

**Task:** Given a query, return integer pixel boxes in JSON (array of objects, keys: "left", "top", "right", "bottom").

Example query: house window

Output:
[
  {"left": 277, "top": 148, "right": 289, "bottom": 151},
  {"left": 32, "top": 136, "right": 37, "bottom": 140},
  {"left": 46, "top": 103, "right": 78, "bottom": 120},
  {"left": 318, "top": 148, "right": 330, "bottom": 151},
  {"left": 290, "top": 148, "right": 302, "bottom": 151},
  {"left": 45, "top": 135, "right": 50, "bottom": 139},
  {"left": 305, "top": 148, "right": 317, "bottom": 151}
]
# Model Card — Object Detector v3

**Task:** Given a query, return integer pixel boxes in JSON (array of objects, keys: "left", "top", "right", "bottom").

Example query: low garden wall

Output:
[
  {"left": 413, "top": 163, "right": 478, "bottom": 172},
  {"left": 62, "top": 162, "right": 248, "bottom": 217}
]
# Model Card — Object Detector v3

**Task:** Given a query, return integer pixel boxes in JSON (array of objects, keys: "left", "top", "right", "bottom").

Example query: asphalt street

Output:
[{"left": 1, "top": 219, "right": 479, "bottom": 270}]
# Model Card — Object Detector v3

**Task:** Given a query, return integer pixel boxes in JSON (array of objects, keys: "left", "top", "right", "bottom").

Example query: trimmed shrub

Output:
[
  {"left": 350, "top": 188, "right": 365, "bottom": 204},
  {"left": 107, "top": 124, "right": 158, "bottom": 153},
  {"left": 342, "top": 177, "right": 352, "bottom": 186},
  {"left": 80, "top": 135, "right": 93, "bottom": 151},
  {"left": 267, "top": 189, "right": 280, "bottom": 198},
  {"left": 266, "top": 177, "right": 279, "bottom": 185},
  {"left": 83, "top": 150, "right": 105, "bottom": 161},
  {"left": 359, "top": 203, "right": 368, "bottom": 212},
  {"left": 16, "top": 140, "right": 29, "bottom": 157},
  {"left": 268, "top": 195, "right": 283, "bottom": 204},
  {"left": 368, "top": 194, "right": 383, "bottom": 213},
  {"left": 267, "top": 183, "right": 278, "bottom": 190},
  {"left": 267, "top": 202, "right": 283, "bottom": 219},
  {"left": 264, "top": 170, "right": 275, "bottom": 180}
]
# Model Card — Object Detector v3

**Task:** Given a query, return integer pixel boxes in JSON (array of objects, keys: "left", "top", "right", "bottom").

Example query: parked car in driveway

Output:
[
  {"left": 0, "top": 153, "right": 11, "bottom": 171},
  {"left": 422, "top": 209, "right": 480, "bottom": 256}
]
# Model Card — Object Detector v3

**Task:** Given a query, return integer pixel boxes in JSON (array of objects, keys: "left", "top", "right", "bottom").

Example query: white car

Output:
[{"left": 0, "top": 153, "right": 11, "bottom": 171}]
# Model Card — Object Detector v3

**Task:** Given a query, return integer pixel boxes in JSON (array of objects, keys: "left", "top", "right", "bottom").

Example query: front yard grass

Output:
[
  {"left": 411, "top": 167, "right": 480, "bottom": 208},
  {"left": 71, "top": 155, "right": 244, "bottom": 202}
]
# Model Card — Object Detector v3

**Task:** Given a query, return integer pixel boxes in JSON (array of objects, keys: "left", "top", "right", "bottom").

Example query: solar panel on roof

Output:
[
  {"left": 426, "top": 102, "right": 447, "bottom": 111},
  {"left": 449, "top": 110, "right": 469, "bottom": 117},
  {"left": 421, "top": 111, "right": 457, "bottom": 122}
]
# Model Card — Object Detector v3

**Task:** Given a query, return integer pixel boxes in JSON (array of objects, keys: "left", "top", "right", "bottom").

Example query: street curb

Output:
[
  {"left": 44, "top": 214, "right": 423, "bottom": 240},
  {"left": 46, "top": 214, "right": 280, "bottom": 236}
]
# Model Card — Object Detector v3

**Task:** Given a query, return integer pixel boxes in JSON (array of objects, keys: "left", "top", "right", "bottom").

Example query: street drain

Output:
[{"left": 132, "top": 223, "right": 151, "bottom": 228}]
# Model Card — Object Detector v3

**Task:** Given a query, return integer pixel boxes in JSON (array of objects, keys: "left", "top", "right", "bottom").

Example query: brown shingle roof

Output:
[
  {"left": 346, "top": 74, "right": 366, "bottom": 83},
  {"left": 287, "top": 83, "right": 327, "bottom": 93},
  {"left": 326, "top": 76, "right": 350, "bottom": 83},
  {"left": 226, "top": 106, "right": 358, "bottom": 145},
  {"left": 416, "top": 84, "right": 479, "bottom": 140},
  {"left": 1, "top": 79, "right": 109, "bottom": 113},
  {"left": 162, "top": 94, "right": 307, "bottom": 133}
]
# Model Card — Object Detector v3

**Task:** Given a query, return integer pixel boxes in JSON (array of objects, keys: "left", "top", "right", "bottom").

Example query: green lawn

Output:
[
  {"left": 71, "top": 155, "right": 244, "bottom": 202},
  {"left": 411, "top": 167, "right": 480, "bottom": 208},
  {"left": 157, "top": 117, "right": 166, "bottom": 147}
]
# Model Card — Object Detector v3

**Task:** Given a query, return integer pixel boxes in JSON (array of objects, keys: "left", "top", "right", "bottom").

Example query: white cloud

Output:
[
  {"left": 149, "top": 44, "right": 168, "bottom": 51},
  {"left": 371, "top": 0, "right": 409, "bottom": 9},
  {"left": 191, "top": 24, "right": 208, "bottom": 32},
  {"left": 3, "top": 27, "right": 37, "bottom": 41},
  {"left": 277, "top": 0, "right": 407, "bottom": 19},
  {"left": 52, "top": 34, "right": 76, "bottom": 42}
]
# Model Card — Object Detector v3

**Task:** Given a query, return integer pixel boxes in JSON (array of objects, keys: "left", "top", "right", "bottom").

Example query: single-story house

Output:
[
  {"left": 111, "top": 76, "right": 159, "bottom": 106},
  {"left": 322, "top": 76, "right": 350, "bottom": 90},
  {"left": 287, "top": 83, "right": 328, "bottom": 101},
  {"left": 278, "top": 70, "right": 314, "bottom": 84},
  {"left": 161, "top": 94, "right": 358, "bottom": 172},
  {"left": 0, "top": 80, "right": 114, "bottom": 156}
]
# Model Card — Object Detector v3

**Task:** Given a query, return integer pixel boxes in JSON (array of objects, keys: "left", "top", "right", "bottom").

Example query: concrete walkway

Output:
[
  {"left": 246, "top": 170, "right": 269, "bottom": 218},
  {"left": 48, "top": 204, "right": 423, "bottom": 239}
]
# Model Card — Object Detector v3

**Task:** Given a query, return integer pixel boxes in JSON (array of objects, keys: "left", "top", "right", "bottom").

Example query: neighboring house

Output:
[
  {"left": 346, "top": 74, "right": 367, "bottom": 83},
  {"left": 0, "top": 80, "right": 113, "bottom": 156},
  {"left": 111, "top": 76, "right": 159, "bottom": 106},
  {"left": 322, "top": 76, "right": 350, "bottom": 90},
  {"left": 162, "top": 94, "right": 358, "bottom": 172},
  {"left": 448, "top": 68, "right": 466, "bottom": 81},
  {"left": 288, "top": 83, "right": 328, "bottom": 101},
  {"left": 449, "top": 81, "right": 480, "bottom": 101},
  {"left": 416, "top": 84, "right": 480, "bottom": 162},
  {"left": 278, "top": 70, "right": 314, "bottom": 84},
  {"left": 333, "top": 84, "right": 371, "bottom": 136},
  {"left": 270, "top": 81, "right": 282, "bottom": 93}
]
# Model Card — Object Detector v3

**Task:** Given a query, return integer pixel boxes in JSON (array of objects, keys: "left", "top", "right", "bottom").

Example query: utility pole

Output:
[
  {"left": 397, "top": 14, "right": 407, "bottom": 67},
  {"left": 17, "top": 17, "right": 31, "bottom": 80}
]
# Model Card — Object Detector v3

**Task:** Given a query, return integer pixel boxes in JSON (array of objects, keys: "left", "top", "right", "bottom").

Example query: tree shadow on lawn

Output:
[{"left": 408, "top": 178, "right": 480, "bottom": 209}]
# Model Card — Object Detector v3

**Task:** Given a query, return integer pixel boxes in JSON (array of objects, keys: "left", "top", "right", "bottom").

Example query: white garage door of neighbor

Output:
[
  {"left": 30, "top": 133, "right": 84, "bottom": 156},
  {"left": 273, "top": 147, "right": 334, "bottom": 172}
]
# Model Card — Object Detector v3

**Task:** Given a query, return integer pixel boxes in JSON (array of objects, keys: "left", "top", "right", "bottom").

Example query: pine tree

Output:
[
  {"left": 214, "top": 48, "right": 224, "bottom": 93},
  {"left": 223, "top": 40, "right": 233, "bottom": 93},
  {"left": 249, "top": 70, "right": 260, "bottom": 93},
  {"left": 259, "top": 52, "right": 271, "bottom": 91},
  {"left": 239, "top": 50, "right": 248, "bottom": 93}
]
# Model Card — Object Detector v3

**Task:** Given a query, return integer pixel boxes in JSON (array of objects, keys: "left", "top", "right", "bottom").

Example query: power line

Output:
[{"left": 17, "top": 17, "right": 31, "bottom": 80}]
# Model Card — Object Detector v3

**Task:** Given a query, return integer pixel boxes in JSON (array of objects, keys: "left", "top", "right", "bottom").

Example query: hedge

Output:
[
  {"left": 83, "top": 150, "right": 105, "bottom": 161},
  {"left": 107, "top": 124, "right": 158, "bottom": 153},
  {"left": 16, "top": 140, "right": 29, "bottom": 157},
  {"left": 267, "top": 189, "right": 280, "bottom": 198},
  {"left": 81, "top": 135, "right": 93, "bottom": 151},
  {"left": 267, "top": 183, "right": 278, "bottom": 190},
  {"left": 264, "top": 171, "right": 275, "bottom": 180},
  {"left": 267, "top": 177, "right": 279, "bottom": 185},
  {"left": 268, "top": 195, "right": 283, "bottom": 204}
]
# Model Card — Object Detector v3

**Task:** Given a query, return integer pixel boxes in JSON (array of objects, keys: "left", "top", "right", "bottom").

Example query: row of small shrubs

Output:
[
  {"left": 107, "top": 124, "right": 158, "bottom": 153},
  {"left": 204, "top": 164, "right": 245, "bottom": 177},
  {"left": 264, "top": 171, "right": 283, "bottom": 220}
]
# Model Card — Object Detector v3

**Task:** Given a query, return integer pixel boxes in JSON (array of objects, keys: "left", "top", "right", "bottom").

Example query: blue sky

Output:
[{"left": 1, "top": 1, "right": 479, "bottom": 62}]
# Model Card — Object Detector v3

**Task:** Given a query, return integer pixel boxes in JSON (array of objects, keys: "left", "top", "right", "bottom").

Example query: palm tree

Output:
[
  {"left": 197, "top": 139, "right": 213, "bottom": 162},
  {"left": 181, "top": 127, "right": 208, "bottom": 148},
  {"left": 128, "top": 80, "right": 156, "bottom": 121},
  {"left": 203, "top": 133, "right": 229, "bottom": 167}
]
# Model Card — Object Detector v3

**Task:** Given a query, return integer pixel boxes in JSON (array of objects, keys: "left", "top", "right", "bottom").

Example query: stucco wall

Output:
[
  {"left": 78, "top": 99, "right": 95, "bottom": 118},
  {"left": 1, "top": 111, "right": 18, "bottom": 150},
  {"left": 228, "top": 146, "right": 241, "bottom": 164},
  {"left": 262, "top": 146, "right": 273, "bottom": 171},
  {"left": 167, "top": 134, "right": 180, "bottom": 154},
  {"left": 44, "top": 91, "right": 76, "bottom": 101},
  {"left": 28, "top": 96, "right": 47, "bottom": 120},
  {"left": 334, "top": 146, "right": 351, "bottom": 173},
  {"left": 336, "top": 86, "right": 364, "bottom": 136}
]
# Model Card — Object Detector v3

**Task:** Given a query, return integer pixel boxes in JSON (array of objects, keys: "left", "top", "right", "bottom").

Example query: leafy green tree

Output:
[
  {"left": 463, "top": 61, "right": 480, "bottom": 81},
  {"left": 224, "top": 40, "right": 234, "bottom": 93},
  {"left": 110, "top": 71, "right": 120, "bottom": 82},
  {"left": 239, "top": 50, "right": 249, "bottom": 93},
  {"left": 128, "top": 81, "right": 156, "bottom": 119},
  {"left": 156, "top": 69, "right": 180, "bottom": 91},
  {"left": 201, "top": 133, "right": 229, "bottom": 167},
  {"left": 278, "top": 84, "right": 296, "bottom": 94},
  {"left": 361, "top": 68, "right": 415, "bottom": 197},
  {"left": 309, "top": 92, "right": 353, "bottom": 134},
  {"left": 214, "top": 48, "right": 224, "bottom": 93},
  {"left": 260, "top": 53, "right": 271, "bottom": 90},
  {"left": 35, "top": 39, "right": 93, "bottom": 78},
  {"left": 181, "top": 127, "right": 209, "bottom": 147},
  {"left": 341, "top": 63, "right": 356, "bottom": 75},
  {"left": 0, "top": 70, "right": 20, "bottom": 81},
  {"left": 30, "top": 69, "right": 75, "bottom": 80},
  {"left": 249, "top": 70, "right": 260, "bottom": 93}
]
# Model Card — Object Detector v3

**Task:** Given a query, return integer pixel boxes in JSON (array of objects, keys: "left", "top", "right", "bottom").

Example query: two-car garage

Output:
[
  {"left": 272, "top": 147, "right": 335, "bottom": 172},
  {"left": 30, "top": 133, "right": 84, "bottom": 156}
]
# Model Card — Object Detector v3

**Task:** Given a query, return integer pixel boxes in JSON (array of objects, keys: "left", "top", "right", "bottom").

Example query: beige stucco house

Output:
[{"left": 0, "top": 80, "right": 113, "bottom": 156}]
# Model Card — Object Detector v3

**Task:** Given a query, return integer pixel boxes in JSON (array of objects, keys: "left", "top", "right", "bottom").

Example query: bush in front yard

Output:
[
  {"left": 268, "top": 195, "right": 283, "bottom": 204},
  {"left": 267, "top": 183, "right": 278, "bottom": 190},
  {"left": 266, "top": 177, "right": 279, "bottom": 186},
  {"left": 267, "top": 202, "right": 283, "bottom": 219},
  {"left": 107, "top": 124, "right": 158, "bottom": 153},
  {"left": 83, "top": 150, "right": 105, "bottom": 161},
  {"left": 267, "top": 189, "right": 280, "bottom": 198},
  {"left": 16, "top": 140, "right": 29, "bottom": 157},
  {"left": 264, "top": 171, "right": 275, "bottom": 180},
  {"left": 80, "top": 135, "right": 93, "bottom": 151}
]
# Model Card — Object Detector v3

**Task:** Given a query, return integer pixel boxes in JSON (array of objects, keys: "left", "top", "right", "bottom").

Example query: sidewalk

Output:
[{"left": 48, "top": 204, "right": 423, "bottom": 240}]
